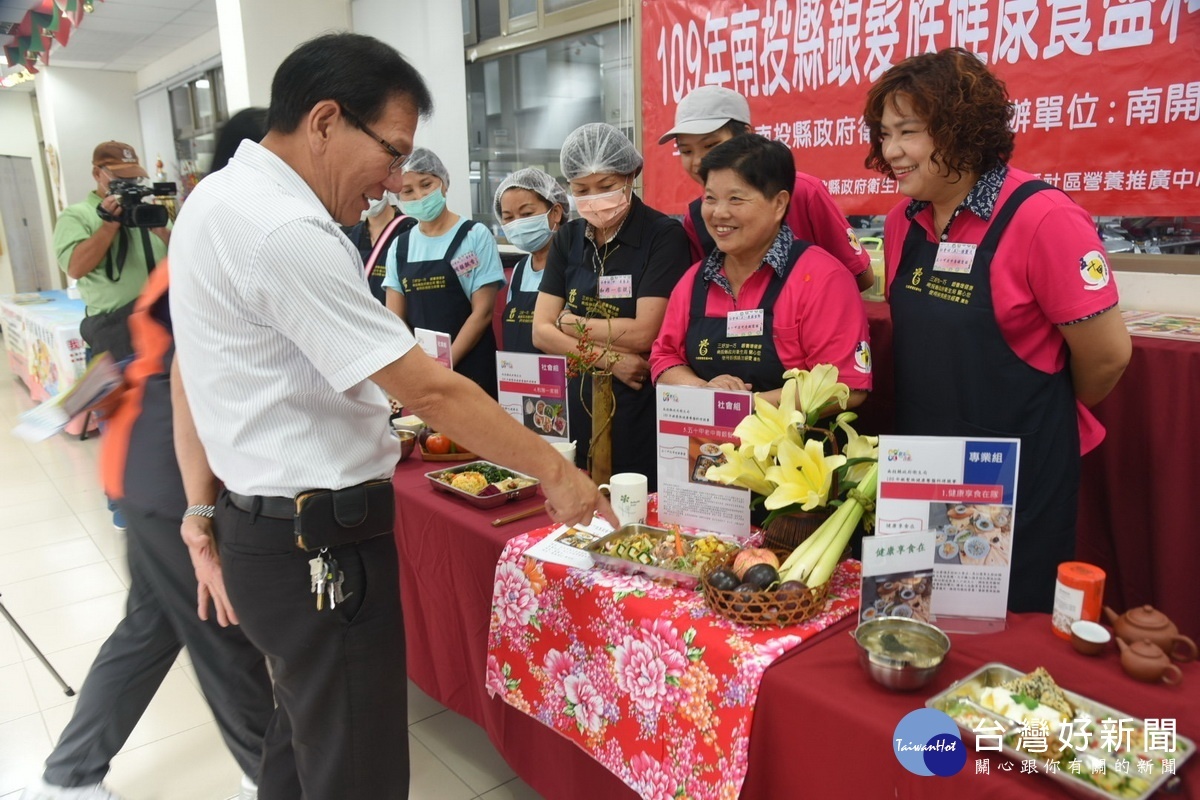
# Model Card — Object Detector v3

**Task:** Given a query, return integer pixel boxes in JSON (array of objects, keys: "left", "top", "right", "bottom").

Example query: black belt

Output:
[{"left": 227, "top": 491, "right": 294, "bottom": 520}]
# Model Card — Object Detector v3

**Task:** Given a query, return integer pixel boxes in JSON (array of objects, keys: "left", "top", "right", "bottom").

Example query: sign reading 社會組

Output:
[{"left": 642, "top": 0, "right": 1200, "bottom": 217}]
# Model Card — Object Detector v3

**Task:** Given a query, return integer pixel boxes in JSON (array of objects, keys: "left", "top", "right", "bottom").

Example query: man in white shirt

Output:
[{"left": 168, "top": 33, "right": 606, "bottom": 799}]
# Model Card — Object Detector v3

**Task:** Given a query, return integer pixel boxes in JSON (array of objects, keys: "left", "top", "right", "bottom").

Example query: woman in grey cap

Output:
[
  {"left": 494, "top": 168, "right": 568, "bottom": 353},
  {"left": 659, "top": 86, "right": 874, "bottom": 291},
  {"left": 383, "top": 147, "right": 505, "bottom": 397},
  {"left": 532, "top": 123, "right": 691, "bottom": 489}
]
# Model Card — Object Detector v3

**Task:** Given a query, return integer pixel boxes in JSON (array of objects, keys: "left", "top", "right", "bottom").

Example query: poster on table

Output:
[
  {"left": 655, "top": 384, "right": 752, "bottom": 539},
  {"left": 1121, "top": 310, "right": 1200, "bottom": 342},
  {"left": 875, "top": 435, "right": 1019, "bottom": 627},
  {"left": 641, "top": 0, "right": 1200, "bottom": 217},
  {"left": 495, "top": 352, "right": 570, "bottom": 444},
  {"left": 413, "top": 327, "right": 453, "bottom": 369}
]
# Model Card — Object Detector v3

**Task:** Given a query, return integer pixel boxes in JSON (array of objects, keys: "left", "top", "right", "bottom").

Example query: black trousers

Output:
[
  {"left": 216, "top": 490, "right": 409, "bottom": 800},
  {"left": 44, "top": 500, "right": 272, "bottom": 788}
]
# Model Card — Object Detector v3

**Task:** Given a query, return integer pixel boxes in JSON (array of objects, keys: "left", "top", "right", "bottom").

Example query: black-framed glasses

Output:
[{"left": 342, "top": 108, "right": 409, "bottom": 173}]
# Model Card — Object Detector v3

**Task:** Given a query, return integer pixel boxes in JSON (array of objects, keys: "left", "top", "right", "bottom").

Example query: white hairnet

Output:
[
  {"left": 402, "top": 147, "right": 450, "bottom": 186},
  {"left": 492, "top": 168, "right": 569, "bottom": 221},
  {"left": 559, "top": 123, "right": 643, "bottom": 180}
]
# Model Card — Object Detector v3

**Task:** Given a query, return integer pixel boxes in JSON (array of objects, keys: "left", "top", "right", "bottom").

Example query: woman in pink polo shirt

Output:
[
  {"left": 658, "top": 85, "right": 875, "bottom": 292},
  {"left": 651, "top": 134, "right": 871, "bottom": 405},
  {"left": 865, "top": 48, "right": 1132, "bottom": 613}
]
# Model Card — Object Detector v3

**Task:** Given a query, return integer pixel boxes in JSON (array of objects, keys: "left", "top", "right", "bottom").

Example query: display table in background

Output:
[
  {"left": 391, "top": 459, "right": 1199, "bottom": 799},
  {"left": 0, "top": 290, "right": 93, "bottom": 434},
  {"left": 860, "top": 301, "right": 1200, "bottom": 641}
]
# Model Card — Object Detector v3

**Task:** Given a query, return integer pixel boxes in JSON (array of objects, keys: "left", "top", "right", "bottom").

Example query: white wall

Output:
[
  {"left": 351, "top": 0, "right": 471, "bottom": 219},
  {"left": 218, "top": 0, "right": 350, "bottom": 110},
  {"left": 0, "top": 90, "right": 62, "bottom": 294},
  {"left": 37, "top": 67, "right": 144, "bottom": 205},
  {"left": 137, "top": 28, "right": 221, "bottom": 94},
  {"left": 137, "top": 91, "right": 177, "bottom": 185}
]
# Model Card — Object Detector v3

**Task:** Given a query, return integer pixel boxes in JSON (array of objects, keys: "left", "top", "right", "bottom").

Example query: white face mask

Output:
[{"left": 363, "top": 192, "right": 396, "bottom": 220}]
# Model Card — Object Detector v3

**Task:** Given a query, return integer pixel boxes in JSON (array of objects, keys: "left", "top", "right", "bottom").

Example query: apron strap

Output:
[
  {"left": 363, "top": 214, "right": 410, "bottom": 279},
  {"left": 977, "top": 180, "right": 1058, "bottom": 253},
  {"left": 757, "top": 238, "right": 809, "bottom": 313},
  {"left": 689, "top": 198, "right": 715, "bottom": 256},
  {"left": 441, "top": 219, "right": 478, "bottom": 262}
]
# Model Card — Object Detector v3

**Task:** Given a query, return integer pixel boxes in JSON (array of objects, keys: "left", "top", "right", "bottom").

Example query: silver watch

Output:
[{"left": 184, "top": 504, "right": 216, "bottom": 519}]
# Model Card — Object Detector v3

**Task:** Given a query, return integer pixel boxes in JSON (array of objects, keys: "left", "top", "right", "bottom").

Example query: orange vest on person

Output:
[{"left": 98, "top": 261, "right": 172, "bottom": 500}]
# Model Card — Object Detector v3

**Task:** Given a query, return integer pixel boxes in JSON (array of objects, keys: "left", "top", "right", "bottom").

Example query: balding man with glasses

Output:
[{"left": 168, "top": 34, "right": 607, "bottom": 799}]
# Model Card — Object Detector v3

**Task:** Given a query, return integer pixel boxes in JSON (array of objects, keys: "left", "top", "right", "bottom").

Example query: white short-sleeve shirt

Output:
[{"left": 169, "top": 140, "right": 416, "bottom": 496}]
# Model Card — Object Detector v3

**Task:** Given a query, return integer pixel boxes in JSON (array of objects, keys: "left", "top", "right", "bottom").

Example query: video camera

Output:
[{"left": 97, "top": 179, "right": 177, "bottom": 228}]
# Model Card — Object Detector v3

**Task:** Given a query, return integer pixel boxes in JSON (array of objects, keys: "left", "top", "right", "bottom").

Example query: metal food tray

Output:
[
  {"left": 585, "top": 524, "right": 706, "bottom": 590},
  {"left": 424, "top": 460, "right": 540, "bottom": 509},
  {"left": 926, "top": 662, "right": 1193, "bottom": 800}
]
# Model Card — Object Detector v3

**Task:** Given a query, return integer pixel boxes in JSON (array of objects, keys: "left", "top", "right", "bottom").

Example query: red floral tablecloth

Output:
[{"left": 486, "top": 506, "right": 861, "bottom": 800}]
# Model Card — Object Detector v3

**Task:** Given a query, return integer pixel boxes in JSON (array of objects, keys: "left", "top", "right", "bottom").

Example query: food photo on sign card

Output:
[{"left": 688, "top": 437, "right": 728, "bottom": 484}]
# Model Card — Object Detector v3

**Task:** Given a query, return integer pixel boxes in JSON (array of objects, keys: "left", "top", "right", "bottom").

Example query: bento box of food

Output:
[
  {"left": 926, "top": 662, "right": 1193, "bottom": 799},
  {"left": 424, "top": 461, "right": 539, "bottom": 509},
  {"left": 585, "top": 524, "right": 736, "bottom": 590}
]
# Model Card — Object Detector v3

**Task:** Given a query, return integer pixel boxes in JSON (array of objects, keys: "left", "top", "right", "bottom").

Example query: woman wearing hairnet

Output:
[
  {"left": 384, "top": 147, "right": 505, "bottom": 397},
  {"left": 343, "top": 191, "right": 416, "bottom": 304},
  {"left": 533, "top": 123, "right": 691, "bottom": 488},
  {"left": 494, "top": 168, "right": 569, "bottom": 352}
]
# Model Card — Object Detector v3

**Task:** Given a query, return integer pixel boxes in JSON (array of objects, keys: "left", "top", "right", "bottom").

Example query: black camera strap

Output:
[
  {"left": 103, "top": 227, "right": 128, "bottom": 282},
  {"left": 102, "top": 225, "right": 158, "bottom": 282}
]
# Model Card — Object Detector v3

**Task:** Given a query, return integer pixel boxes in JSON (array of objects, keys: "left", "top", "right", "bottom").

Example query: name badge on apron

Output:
[
  {"left": 598, "top": 274, "right": 633, "bottom": 299},
  {"left": 726, "top": 308, "right": 765, "bottom": 338},
  {"left": 933, "top": 242, "right": 977, "bottom": 274},
  {"left": 451, "top": 251, "right": 480, "bottom": 277}
]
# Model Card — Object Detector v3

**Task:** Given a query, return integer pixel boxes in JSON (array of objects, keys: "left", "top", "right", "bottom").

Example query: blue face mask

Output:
[
  {"left": 502, "top": 212, "right": 556, "bottom": 253},
  {"left": 400, "top": 187, "right": 447, "bottom": 222}
]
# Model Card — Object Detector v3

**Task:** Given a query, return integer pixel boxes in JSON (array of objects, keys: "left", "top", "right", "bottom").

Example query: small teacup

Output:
[{"left": 1069, "top": 620, "right": 1112, "bottom": 657}]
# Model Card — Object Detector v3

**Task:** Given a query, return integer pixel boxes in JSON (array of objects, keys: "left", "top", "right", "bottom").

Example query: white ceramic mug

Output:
[
  {"left": 551, "top": 441, "right": 576, "bottom": 462},
  {"left": 598, "top": 472, "right": 648, "bottom": 527}
]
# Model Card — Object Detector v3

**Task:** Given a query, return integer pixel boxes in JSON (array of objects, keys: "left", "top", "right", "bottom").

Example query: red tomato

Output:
[{"left": 425, "top": 433, "right": 452, "bottom": 455}]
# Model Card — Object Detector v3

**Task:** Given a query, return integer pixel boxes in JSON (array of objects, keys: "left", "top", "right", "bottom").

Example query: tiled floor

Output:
[{"left": 0, "top": 359, "right": 543, "bottom": 800}]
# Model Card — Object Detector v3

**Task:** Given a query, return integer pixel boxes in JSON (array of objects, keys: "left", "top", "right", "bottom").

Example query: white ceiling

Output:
[{"left": 2, "top": 0, "right": 217, "bottom": 72}]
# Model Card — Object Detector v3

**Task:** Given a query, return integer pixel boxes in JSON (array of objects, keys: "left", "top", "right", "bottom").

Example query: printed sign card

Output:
[
  {"left": 859, "top": 531, "right": 937, "bottom": 626},
  {"left": 655, "top": 385, "right": 752, "bottom": 540},
  {"left": 414, "top": 327, "right": 453, "bottom": 369},
  {"left": 496, "top": 352, "right": 569, "bottom": 444},
  {"left": 876, "top": 435, "right": 1020, "bottom": 628}
]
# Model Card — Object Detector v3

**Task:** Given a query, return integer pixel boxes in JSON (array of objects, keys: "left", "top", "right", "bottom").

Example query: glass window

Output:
[
  {"left": 545, "top": 0, "right": 593, "bottom": 12},
  {"left": 465, "top": 24, "right": 627, "bottom": 230},
  {"left": 510, "top": 0, "right": 537, "bottom": 17}
]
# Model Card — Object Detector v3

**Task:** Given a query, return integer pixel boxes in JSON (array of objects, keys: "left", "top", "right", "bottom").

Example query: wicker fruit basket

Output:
[{"left": 701, "top": 547, "right": 831, "bottom": 628}]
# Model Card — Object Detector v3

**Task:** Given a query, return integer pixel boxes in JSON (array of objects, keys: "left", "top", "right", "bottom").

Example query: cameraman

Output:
[{"left": 54, "top": 141, "right": 170, "bottom": 361}]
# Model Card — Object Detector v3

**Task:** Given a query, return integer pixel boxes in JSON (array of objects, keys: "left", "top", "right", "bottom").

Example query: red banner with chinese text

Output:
[{"left": 641, "top": 0, "right": 1200, "bottom": 217}]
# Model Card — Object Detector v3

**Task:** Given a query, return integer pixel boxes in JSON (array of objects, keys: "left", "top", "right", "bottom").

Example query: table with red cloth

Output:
[
  {"left": 484, "top": 507, "right": 860, "bottom": 800},
  {"left": 391, "top": 459, "right": 1200, "bottom": 799},
  {"left": 860, "top": 301, "right": 1200, "bottom": 641}
]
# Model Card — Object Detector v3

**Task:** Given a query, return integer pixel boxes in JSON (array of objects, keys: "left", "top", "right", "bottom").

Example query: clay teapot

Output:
[
  {"left": 1117, "top": 638, "right": 1183, "bottom": 685},
  {"left": 1104, "top": 605, "right": 1198, "bottom": 663}
]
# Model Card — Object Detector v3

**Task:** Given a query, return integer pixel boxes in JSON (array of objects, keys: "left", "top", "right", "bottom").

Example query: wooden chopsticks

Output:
[{"left": 491, "top": 504, "right": 547, "bottom": 528}]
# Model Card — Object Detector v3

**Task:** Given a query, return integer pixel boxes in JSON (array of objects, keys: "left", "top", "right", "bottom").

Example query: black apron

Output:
[
  {"left": 684, "top": 239, "right": 808, "bottom": 393},
  {"left": 393, "top": 220, "right": 498, "bottom": 398},
  {"left": 689, "top": 198, "right": 716, "bottom": 259},
  {"left": 562, "top": 223, "right": 657, "bottom": 489},
  {"left": 501, "top": 256, "right": 539, "bottom": 353},
  {"left": 890, "top": 181, "right": 1079, "bottom": 613}
]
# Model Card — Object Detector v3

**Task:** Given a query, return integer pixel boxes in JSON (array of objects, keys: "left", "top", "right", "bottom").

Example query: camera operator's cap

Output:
[
  {"left": 92, "top": 141, "right": 148, "bottom": 178},
  {"left": 657, "top": 86, "right": 752, "bottom": 145}
]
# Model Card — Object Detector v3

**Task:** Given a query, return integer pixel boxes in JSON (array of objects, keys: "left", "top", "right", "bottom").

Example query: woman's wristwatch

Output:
[{"left": 555, "top": 309, "right": 571, "bottom": 332}]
